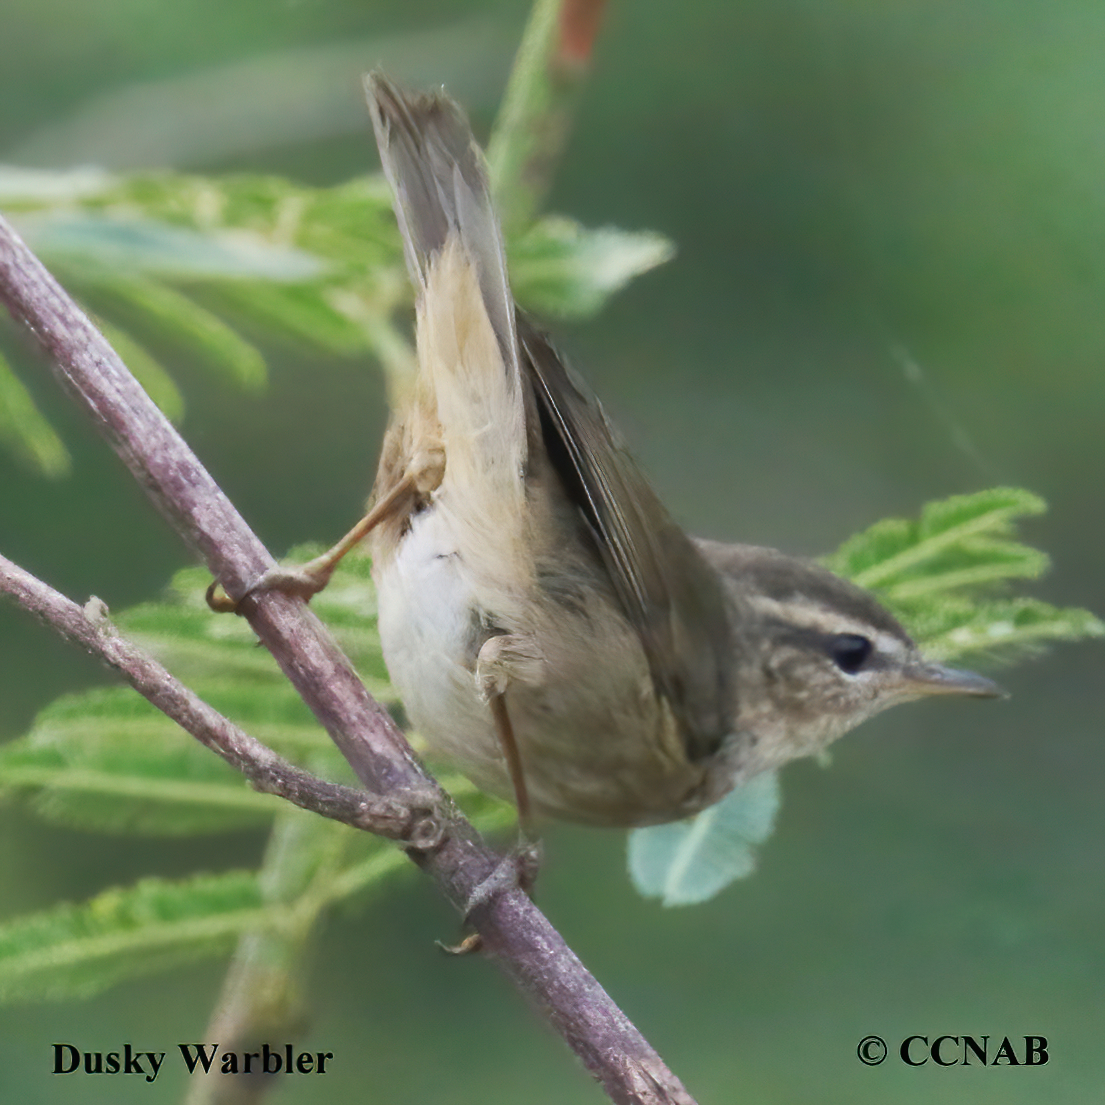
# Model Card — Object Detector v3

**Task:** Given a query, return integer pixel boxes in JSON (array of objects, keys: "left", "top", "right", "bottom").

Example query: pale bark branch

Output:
[{"left": 0, "top": 212, "right": 696, "bottom": 1105}]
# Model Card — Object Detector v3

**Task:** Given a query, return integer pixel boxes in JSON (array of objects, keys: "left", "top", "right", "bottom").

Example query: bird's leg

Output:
[
  {"left": 474, "top": 632, "right": 545, "bottom": 840},
  {"left": 487, "top": 693, "right": 533, "bottom": 837},
  {"left": 206, "top": 477, "right": 412, "bottom": 614},
  {"left": 476, "top": 691, "right": 543, "bottom": 898},
  {"left": 438, "top": 635, "right": 544, "bottom": 956},
  {"left": 206, "top": 445, "right": 444, "bottom": 613}
]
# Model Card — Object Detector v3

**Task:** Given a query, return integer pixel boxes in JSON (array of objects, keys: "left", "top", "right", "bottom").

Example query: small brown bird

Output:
[{"left": 237, "top": 74, "right": 1000, "bottom": 830}]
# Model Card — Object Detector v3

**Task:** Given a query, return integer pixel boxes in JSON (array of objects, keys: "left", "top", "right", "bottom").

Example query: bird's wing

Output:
[{"left": 519, "top": 316, "right": 733, "bottom": 759}]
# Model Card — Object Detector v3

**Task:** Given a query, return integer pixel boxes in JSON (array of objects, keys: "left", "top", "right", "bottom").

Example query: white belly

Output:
[{"left": 373, "top": 507, "right": 503, "bottom": 773}]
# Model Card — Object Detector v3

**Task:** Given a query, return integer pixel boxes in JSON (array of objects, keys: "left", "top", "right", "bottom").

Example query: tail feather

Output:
[
  {"left": 367, "top": 72, "right": 530, "bottom": 585},
  {"left": 365, "top": 72, "right": 518, "bottom": 374}
]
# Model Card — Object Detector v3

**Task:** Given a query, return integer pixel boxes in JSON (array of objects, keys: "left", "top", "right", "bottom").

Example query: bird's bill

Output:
[{"left": 899, "top": 661, "right": 1007, "bottom": 699}]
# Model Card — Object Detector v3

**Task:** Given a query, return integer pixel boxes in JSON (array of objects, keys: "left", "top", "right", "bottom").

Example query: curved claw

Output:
[
  {"left": 436, "top": 932, "right": 485, "bottom": 957},
  {"left": 205, "top": 557, "right": 337, "bottom": 616},
  {"left": 205, "top": 579, "right": 242, "bottom": 614}
]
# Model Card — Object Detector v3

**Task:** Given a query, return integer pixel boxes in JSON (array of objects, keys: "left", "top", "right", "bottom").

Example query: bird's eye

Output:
[{"left": 828, "top": 633, "right": 873, "bottom": 675}]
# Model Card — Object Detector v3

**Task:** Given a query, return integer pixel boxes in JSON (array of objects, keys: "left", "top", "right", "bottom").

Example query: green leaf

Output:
[
  {"left": 0, "top": 165, "right": 115, "bottom": 205},
  {"left": 0, "top": 687, "right": 282, "bottom": 835},
  {"left": 627, "top": 772, "right": 780, "bottom": 907},
  {"left": 896, "top": 596, "right": 1104, "bottom": 665},
  {"left": 0, "top": 871, "right": 265, "bottom": 1002},
  {"left": 877, "top": 539, "right": 1048, "bottom": 601},
  {"left": 0, "top": 350, "right": 70, "bottom": 477},
  {"left": 203, "top": 279, "right": 368, "bottom": 356},
  {"left": 509, "top": 216, "right": 675, "bottom": 319},
  {"left": 827, "top": 487, "right": 1047, "bottom": 590},
  {"left": 14, "top": 212, "right": 324, "bottom": 281},
  {"left": 0, "top": 549, "right": 401, "bottom": 835},
  {"left": 84, "top": 277, "right": 267, "bottom": 392},
  {"left": 92, "top": 172, "right": 396, "bottom": 273}
]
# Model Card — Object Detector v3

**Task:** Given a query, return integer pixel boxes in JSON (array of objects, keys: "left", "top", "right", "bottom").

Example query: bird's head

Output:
[{"left": 697, "top": 541, "right": 1003, "bottom": 771}]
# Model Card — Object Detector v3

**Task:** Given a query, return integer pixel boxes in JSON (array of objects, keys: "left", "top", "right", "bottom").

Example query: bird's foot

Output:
[{"left": 437, "top": 833, "right": 543, "bottom": 956}]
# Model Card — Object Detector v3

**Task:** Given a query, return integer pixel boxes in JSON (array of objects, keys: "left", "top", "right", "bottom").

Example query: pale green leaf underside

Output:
[
  {"left": 0, "top": 164, "right": 115, "bottom": 203},
  {"left": 628, "top": 772, "right": 779, "bottom": 907},
  {"left": 13, "top": 212, "right": 325, "bottom": 281}
]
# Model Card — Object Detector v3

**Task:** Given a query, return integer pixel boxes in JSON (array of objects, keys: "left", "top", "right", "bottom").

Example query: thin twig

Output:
[
  {"left": 0, "top": 213, "right": 696, "bottom": 1105},
  {"left": 0, "top": 553, "right": 440, "bottom": 844},
  {"left": 487, "top": 0, "right": 609, "bottom": 232}
]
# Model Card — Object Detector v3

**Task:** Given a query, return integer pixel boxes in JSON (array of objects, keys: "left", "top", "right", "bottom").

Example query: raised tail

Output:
[
  {"left": 366, "top": 72, "right": 530, "bottom": 572},
  {"left": 365, "top": 72, "right": 518, "bottom": 373}
]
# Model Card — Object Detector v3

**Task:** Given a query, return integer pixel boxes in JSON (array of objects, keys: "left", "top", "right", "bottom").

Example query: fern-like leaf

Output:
[
  {"left": 2, "top": 167, "right": 678, "bottom": 473},
  {"left": 0, "top": 871, "right": 264, "bottom": 1002},
  {"left": 85, "top": 276, "right": 267, "bottom": 391},
  {"left": 826, "top": 487, "right": 1046, "bottom": 592},
  {"left": 0, "top": 349, "right": 70, "bottom": 477},
  {"left": 0, "top": 549, "right": 397, "bottom": 834},
  {"left": 0, "top": 688, "right": 281, "bottom": 835}
]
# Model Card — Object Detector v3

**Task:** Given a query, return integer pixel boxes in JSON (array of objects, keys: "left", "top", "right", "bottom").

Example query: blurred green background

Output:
[{"left": 1, "top": 0, "right": 1102, "bottom": 1102}]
